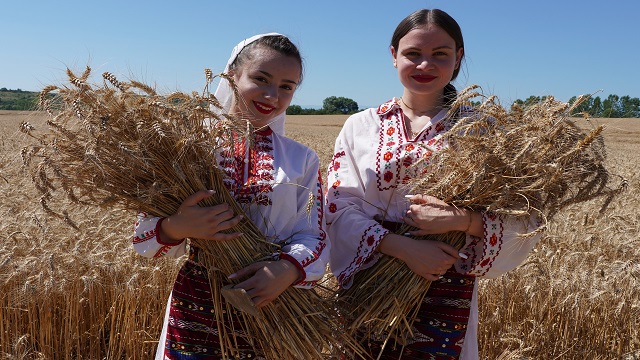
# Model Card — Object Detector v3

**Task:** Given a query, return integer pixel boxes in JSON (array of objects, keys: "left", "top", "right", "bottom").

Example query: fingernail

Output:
[
  {"left": 404, "top": 232, "right": 411, "bottom": 236},
  {"left": 404, "top": 195, "right": 414, "bottom": 198},
  {"left": 228, "top": 273, "right": 237, "bottom": 279},
  {"left": 438, "top": 276, "right": 444, "bottom": 279},
  {"left": 207, "top": 189, "right": 216, "bottom": 194},
  {"left": 458, "top": 252, "right": 468, "bottom": 259}
]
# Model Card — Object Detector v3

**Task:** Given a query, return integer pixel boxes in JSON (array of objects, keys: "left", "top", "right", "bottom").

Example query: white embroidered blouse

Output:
[
  {"left": 133, "top": 128, "right": 329, "bottom": 288},
  {"left": 325, "top": 99, "right": 542, "bottom": 358}
]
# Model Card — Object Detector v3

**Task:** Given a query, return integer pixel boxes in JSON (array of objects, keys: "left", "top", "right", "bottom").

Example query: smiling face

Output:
[
  {"left": 391, "top": 24, "right": 463, "bottom": 99},
  {"left": 229, "top": 46, "right": 302, "bottom": 130}
]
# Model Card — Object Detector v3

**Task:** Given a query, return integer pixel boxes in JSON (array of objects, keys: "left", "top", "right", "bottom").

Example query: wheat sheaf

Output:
[
  {"left": 21, "top": 66, "right": 363, "bottom": 359},
  {"left": 336, "top": 85, "right": 627, "bottom": 353}
]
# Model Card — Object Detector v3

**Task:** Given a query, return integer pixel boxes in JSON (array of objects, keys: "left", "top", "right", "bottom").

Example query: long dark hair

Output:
[{"left": 391, "top": 9, "right": 464, "bottom": 105}]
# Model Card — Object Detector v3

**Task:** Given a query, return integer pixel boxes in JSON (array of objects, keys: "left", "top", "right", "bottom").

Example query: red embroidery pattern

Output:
[
  {"left": 336, "top": 224, "right": 388, "bottom": 285},
  {"left": 326, "top": 150, "right": 345, "bottom": 198},
  {"left": 315, "top": 170, "right": 327, "bottom": 242},
  {"left": 470, "top": 212, "right": 504, "bottom": 276},
  {"left": 219, "top": 131, "right": 275, "bottom": 206},
  {"left": 374, "top": 102, "right": 450, "bottom": 192}
]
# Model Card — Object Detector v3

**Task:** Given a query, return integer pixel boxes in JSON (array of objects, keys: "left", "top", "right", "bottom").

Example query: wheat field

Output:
[{"left": 1, "top": 110, "right": 638, "bottom": 359}]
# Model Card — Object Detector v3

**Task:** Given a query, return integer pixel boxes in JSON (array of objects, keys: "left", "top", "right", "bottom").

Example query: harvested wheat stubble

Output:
[
  {"left": 336, "top": 85, "right": 627, "bottom": 351},
  {"left": 21, "top": 67, "right": 363, "bottom": 359}
]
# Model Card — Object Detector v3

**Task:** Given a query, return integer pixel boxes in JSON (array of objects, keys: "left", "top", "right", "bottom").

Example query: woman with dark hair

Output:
[
  {"left": 326, "top": 9, "right": 541, "bottom": 359},
  {"left": 134, "top": 33, "right": 329, "bottom": 359}
]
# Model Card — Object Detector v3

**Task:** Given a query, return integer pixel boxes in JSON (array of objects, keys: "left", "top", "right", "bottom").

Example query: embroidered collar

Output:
[{"left": 376, "top": 98, "right": 402, "bottom": 116}]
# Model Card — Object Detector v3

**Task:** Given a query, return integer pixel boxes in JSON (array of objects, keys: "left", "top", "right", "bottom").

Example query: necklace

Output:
[
  {"left": 400, "top": 97, "right": 443, "bottom": 139},
  {"left": 399, "top": 97, "right": 443, "bottom": 115}
]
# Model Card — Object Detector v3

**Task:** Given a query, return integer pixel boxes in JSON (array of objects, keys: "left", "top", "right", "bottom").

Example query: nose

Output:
[
  {"left": 264, "top": 84, "right": 279, "bottom": 101},
  {"left": 417, "top": 56, "right": 433, "bottom": 70}
]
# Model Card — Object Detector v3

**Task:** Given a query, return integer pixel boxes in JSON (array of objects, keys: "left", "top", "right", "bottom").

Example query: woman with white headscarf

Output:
[{"left": 133, "top": 33, "right": 329, "bottom": 360}]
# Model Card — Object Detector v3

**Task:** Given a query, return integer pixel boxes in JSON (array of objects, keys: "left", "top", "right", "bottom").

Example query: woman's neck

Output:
[{"left": 399, "top": 93, "right": 444, "bottom": 119}]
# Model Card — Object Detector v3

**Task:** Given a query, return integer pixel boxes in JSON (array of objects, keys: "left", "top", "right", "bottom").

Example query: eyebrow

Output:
[
  {"left": 258, "top": 70, "right": 299, "bottom": 85},
  {"left": 404, "top": 45, "right": 454, "bottom": 51}
]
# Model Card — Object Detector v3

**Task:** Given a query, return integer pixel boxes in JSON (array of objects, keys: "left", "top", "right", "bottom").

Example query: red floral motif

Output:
[
  {"left": 480, "top": 258, "right": 491, "bottom": 267},
  {"left": 402, "top": 175, "right": 411, "bottom": 184},
  {"left": 435, "top": 122, "right": 445, "bottom": 132},
  {"left": 383, "top": 151, "right": 393, "bottom": 161},
  {"left": 490, "top": 233, "right": 498, "bottom": 246},
  {"left": 386, "top": 141, "right": 396, "bottom": 147},
  {"left": 402, "top": 156, "right": 413, "bottom": 167},
  {"left": 356, "top": 256, "right": 363, "bottom": 265},
  {"left": 405, "top": 144, "right": 415, "bottom": 151},
  {"left": 384, "top": 171, "right": 393, "bottom": 182},
  {"left": 366, "top": 235, "right": 375, "bottom": 246},
  {"left": 332, "top": 180, "right": 341, "bottom": 189},
  {"left": 386, "top": 127, "right": 395, "bottom": 135},
  {"left": 329, "top": 203, "right": 337, "bottom": 213},
  {"left": 331, "top": 161, "right": 341, "bottom": 171}
]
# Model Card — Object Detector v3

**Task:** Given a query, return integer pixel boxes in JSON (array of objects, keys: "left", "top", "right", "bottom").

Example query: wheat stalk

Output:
[
  {"left": 336, "top": 85, "right": 627, "bottom": 351},
  {"left": 22, "top": 67, "right": 363, "bottom": 359}
]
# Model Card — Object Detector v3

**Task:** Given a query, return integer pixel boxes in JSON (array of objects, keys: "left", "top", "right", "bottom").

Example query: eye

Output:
[
  {"left": 433, "top": 51, "right": 448, "bottom": 57},
  {"left": 253, "top": 75, "right": 269, "bottom": 83},
  {"left": 280, "top": 84, "right": 294, "bottom": 91}
]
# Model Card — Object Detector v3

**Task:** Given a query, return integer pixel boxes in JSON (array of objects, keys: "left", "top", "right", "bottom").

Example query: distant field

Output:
[{"left": 1, "top": 110, "right": 639, "bottom": 359}]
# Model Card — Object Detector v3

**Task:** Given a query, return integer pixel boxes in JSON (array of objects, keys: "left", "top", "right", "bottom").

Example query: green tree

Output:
[
  {"left": 286, "top": 104, "right": 303, "bottom": 115},
  {"left": 322, "top": 96, "right": 359, "bottom": 114},
  {"left": 591, "top": 96, "right": 603, "bottom": 117},
  {"left": 619, "top": 95, "right": 640, "bottom": 118}
]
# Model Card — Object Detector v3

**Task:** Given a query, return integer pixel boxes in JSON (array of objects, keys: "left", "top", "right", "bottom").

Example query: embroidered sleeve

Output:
[
  {"left": 279, "top": 151, "right": 330, "bottom": 289},
  {"left": 325, "top": 118, "right": 390, "bottom": 289},
  {"left": 133, "top": 212, "right": 187, "bottom": 259},
  {"left": 456, "top": 212, "right": 542, "bottom": 278}
]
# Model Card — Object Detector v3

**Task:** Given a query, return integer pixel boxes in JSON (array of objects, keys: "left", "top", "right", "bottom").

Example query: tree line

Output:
[
  {"left": 514, "top": 94, "right": 640, "bottom": 118},
  {"left": 1, "top": 88, "right": 639, "bottom": 118},
  {"left": 0, "top": 88, "right": 39, "bottom": 110}
]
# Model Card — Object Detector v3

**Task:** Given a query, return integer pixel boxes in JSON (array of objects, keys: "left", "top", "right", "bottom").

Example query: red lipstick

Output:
[
  {"left": 254, "top": 101, "right": 275, "bottom": 114},
  {"left": 412, "top": 75, "right": 436, "bottom": 83}
]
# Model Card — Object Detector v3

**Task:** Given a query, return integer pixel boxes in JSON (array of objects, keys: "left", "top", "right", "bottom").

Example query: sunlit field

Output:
[{"left": 1, "top": 110, "right": 638, "bottom": 359}]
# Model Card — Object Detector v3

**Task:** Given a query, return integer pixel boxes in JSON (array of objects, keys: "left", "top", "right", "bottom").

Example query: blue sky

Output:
[{"left": 2, "top": 1, "right": 638, "bottom": 109}]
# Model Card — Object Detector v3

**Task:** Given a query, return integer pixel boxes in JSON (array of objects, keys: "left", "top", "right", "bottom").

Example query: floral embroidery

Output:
[
  {"left": 373, "top": 102, "right": 452, "bottom": 192},
  {"left": 469, "top": 212, "right": 504, "bottom": 276},
  {"left": 218, "top": 131, "right": 275, "bottom": 206},
  {"left": 329, "top": 203, "right": 337, "bottom": 213}
]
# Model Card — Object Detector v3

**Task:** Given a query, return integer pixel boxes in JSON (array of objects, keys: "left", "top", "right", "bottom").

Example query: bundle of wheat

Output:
[
  {"left": 22, "top": 67, "right": 362, "bottom": 359},
  {"left": 335, "top": 85, "right": 627, "bottom": 348}
]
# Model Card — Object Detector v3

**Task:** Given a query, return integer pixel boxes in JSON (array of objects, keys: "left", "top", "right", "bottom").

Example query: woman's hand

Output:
[
  {"left": 378, "top": 233, "right": 459, "bottom": 281},
  {"left": 404, "top": 195, "right": 483, "bottom": 237},
  {"left": 229, "top": 260, "right": 301, "bottom": 308},
  {"left": 160, "top": 190, "right": 244, "bottom": 243}
]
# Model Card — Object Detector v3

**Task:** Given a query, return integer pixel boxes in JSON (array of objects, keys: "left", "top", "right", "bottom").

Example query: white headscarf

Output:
[{"left": 213, "top": 32, "right": 287, "bottom": 136}]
